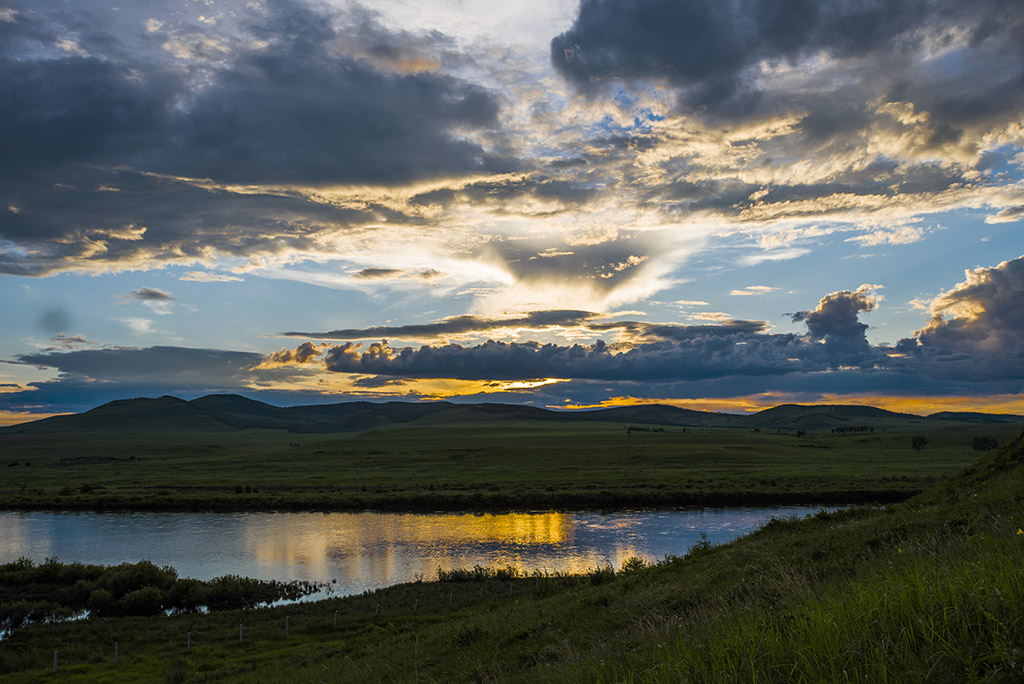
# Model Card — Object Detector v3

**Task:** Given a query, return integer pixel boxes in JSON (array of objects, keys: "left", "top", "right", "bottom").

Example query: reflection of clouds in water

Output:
[{"left": 0, "top": 506, "right": 834, "bottom": 598}]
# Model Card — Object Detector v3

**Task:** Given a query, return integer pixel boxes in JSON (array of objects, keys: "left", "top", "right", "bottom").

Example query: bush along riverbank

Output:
[
  {"left": 1, "top": 430, "right": 1023, "bottom": 682},
  {"left": 0, "top": 559, "right": 325, "bottom": 633}
]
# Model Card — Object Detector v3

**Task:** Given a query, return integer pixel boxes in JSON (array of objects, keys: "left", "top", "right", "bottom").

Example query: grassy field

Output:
[
  {"left": 1, "top": 420, "right": 1019, "bottom": 510},
  {"left": 2, "top": 429, "right": 1022, "bottom": 682}
]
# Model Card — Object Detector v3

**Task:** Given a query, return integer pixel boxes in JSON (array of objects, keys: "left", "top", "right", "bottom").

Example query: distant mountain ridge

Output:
[{"left": 2, "top": 394, "right": 1021, "bottom": 435}]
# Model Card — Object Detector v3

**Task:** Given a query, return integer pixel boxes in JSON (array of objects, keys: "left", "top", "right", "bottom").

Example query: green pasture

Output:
[{"left": 1, "top": 421, "right": 1019, "bottom": 510}]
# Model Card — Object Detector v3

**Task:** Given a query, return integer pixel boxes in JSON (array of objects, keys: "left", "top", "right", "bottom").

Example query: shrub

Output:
[
  {"left": 620, "top": 556, "right": 648, "bottom": 573},
  {"left": 119, "top": 585, "right": 164, "bottom": 616},
  {"left": 87, "top": 589, "right": 111, "bottom": 613}
]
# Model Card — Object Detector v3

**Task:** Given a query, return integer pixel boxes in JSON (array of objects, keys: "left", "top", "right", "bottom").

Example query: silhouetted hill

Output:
[
  {"left": 733, "top": 404, "right": 924, "bottom": 431},
  {"left": 580, "top": 404, "right": 741, "bottom": 428},
  {"left": 927, "top": 411, "right": 1024, "bottom": 424},
  {"left": 1, "top": 396, "right": 233, "bottom": 433},
  {"left": 3, "top": 395, "right": 1020, "bottom": 435}
]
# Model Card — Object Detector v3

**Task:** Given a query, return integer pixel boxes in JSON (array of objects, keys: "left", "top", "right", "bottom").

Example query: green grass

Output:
[
  {"left": 2, "top": 429, "right": 1023, "bottom": 682},
  {"left": 2, "top": 421, "right": 1018, "bottom": 511}
]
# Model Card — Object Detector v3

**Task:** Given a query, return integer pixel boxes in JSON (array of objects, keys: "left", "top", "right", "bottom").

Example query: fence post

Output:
[
  {"left": 53, "top": 651, "right": 57, "bottom": 674},
  {"left": 334, "top": 610, "right": 338, "bottom": 627},
  {"left": 414, "top": 598, "right": 418, "bottom": 611},
  {"left": 449, "top": 592, "right": 453, "bottom": 607},
  {"left": 286, "top": 616, "right": 289, "bottom": 637},
  {"left": 375, "top": 603, "right": 380, "bottom": 618},
  {"left": 510, "top": 582, "right": 514, "bottom": 596},
  {"left": 188, "top": 632, "right": 191, "bottom": 651},
  {"left": 240, "top": 624, "right": 243, "bottom": 642},
  {"left": 115, "top": 641, "right": 119, "bottom": 666}
]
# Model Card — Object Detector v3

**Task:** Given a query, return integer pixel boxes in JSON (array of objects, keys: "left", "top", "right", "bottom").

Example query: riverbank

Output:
[
  {"left": 2, "top": 430, "right": 1022, "bottom": 682},
  {"left": 0, "top": 483, "right": 914, "bottom": 513}
]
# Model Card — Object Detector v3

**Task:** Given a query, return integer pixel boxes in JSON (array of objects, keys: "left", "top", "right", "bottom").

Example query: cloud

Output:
[
  {"left": 127, "top": 288, "right": 175, "bottom": 302},
  {"left": 283, "top": 310, "right": 767, "bottom": 343},
  {"left": 845, "top": 225, "right": 926, "bottom": 247},
  {"left": 0, "top": 0, "right": 512, "bottom": 277},
  {"left": 985, "top": 206, "right": 1024, "bottom": 224},
  {"left": 321, "top": 331, "right": 833, "bottom": 382},
  {"left": 791, "top": 284, "right": 881, "bottom": 357},
  {"left": 551, "top": 0, "right": 1024, "bottom": 127},
  {"left": 4, "top": 265, "right": 1022, "bottom": 418},
  {"left": 730, "top": 286, "right": 778, "bottom": 296},
  {"left": 284, "top": 310, "right": 603, "bottom": 341},
  {"left": 14, "top": 346, "right": 267, "bottom": 386},
  {"left": 179, "top": 271, "right": 243, "bottom": 283},
  {"left": 124, "top": 287, "right": 176, "bottom": 315},
  {"left": 258, "top": 341, "right": 331, "bottom": 369},
  {"left": 0, "top": 0, "right": 506, "bottom": 187},
  {"left": 897, "top": 255, "right": 1024, "bottom": 379},
  {"left": 46, "top": 333, "right": 96, "bottom": 350},
  {"left": 354, "top": 268, "right": 405, "bottom": 280}
]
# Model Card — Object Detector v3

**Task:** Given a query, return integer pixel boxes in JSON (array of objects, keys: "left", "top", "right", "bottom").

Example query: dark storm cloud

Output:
[
  {"left": 791, "top": 288, "right": 877, "bottom": 357},
  {"left": 0, "top": 165, "right": 390, "bottom": 276},
  {"left": 0, "top": 0, "right": 504, "bottom": 186},
  {"left": 322, "top": 332, "right": 844, "bottom": 382},
  {"left": 14, "top": 346, "right": 267, "bottom": 385},
  {"left": 0, "top": 0, "right": 510, "bottom": 275},
  {"left": 551, "top": 0, "right": 1024, "bottom": 123}
]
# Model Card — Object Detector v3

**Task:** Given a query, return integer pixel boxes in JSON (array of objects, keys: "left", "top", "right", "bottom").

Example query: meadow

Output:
[
  {"left": 1, "top": 428, "right": 1022, "bottom": 682},
  {"left": 1, "top": 420, "right": 1019, "bottom": 511}
]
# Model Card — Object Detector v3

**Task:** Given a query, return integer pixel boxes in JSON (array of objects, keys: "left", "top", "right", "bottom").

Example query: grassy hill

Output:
[
  {"left": 3, "top": 430, "right": 1023, "bottom": 682},
  {"left": 734, "top": 403, "right": 924, "bottom": 431}
]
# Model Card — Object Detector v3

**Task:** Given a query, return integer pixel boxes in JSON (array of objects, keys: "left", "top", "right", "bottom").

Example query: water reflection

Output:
[{"left": 0, "top": 507, "right": 830, "bottom": 599}]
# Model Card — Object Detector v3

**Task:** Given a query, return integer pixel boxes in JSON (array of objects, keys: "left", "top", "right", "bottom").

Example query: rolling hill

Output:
[{"left": 1, "top": 394, "right": 1020, "bottom": 435}]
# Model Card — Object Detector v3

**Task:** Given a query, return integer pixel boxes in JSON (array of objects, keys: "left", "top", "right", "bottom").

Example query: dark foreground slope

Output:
[{"left": 3, "top": 431, "right": 1023, "bottom": 683}]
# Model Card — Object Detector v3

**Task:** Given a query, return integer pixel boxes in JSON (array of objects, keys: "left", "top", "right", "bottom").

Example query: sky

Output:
[{"left": 1, "top": 0, "right": 1023, "bottom": 424}]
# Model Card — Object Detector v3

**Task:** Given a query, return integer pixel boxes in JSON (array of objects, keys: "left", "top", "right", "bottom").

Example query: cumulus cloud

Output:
[
  {"left": 985, "top": 206, "right": 1024, "bottom": 224},
  {"left": 258, "top": 341, "right": 331, "bottom": 369},
  {"left": 306, "top": 284, "right": 901, "bottom": 384},
  {"left": 791, "top": 285, "right": 881, "bottom": 357},
  {"left": 896, "top": 255, "right": 1024, "bottom": 379}
]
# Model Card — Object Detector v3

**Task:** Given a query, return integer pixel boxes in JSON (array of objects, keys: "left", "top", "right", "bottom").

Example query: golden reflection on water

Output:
[{"left": 244, "top": 511, "right": 640, "bottom": 586}]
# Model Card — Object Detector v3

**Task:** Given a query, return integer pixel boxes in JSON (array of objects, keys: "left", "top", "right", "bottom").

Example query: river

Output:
[{"left": 0, "top": 506, "right": 833, "bottom": 599}]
